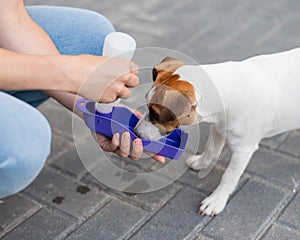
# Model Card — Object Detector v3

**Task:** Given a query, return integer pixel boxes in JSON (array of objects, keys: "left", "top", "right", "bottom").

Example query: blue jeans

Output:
[{"left": 0, "top": 6, "right": 115, "bottom": 199}]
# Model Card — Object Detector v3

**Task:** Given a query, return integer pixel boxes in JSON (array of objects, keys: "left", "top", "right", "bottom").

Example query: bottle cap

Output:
[
  {"left": 103, "top": 32, "right": 136, "bottom": 59},
  {"left": 95, "top": 99, "right": 121, "bottom": 114}
]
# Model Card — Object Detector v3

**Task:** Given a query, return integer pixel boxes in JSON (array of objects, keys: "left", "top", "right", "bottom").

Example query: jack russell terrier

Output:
[{"left": 135, "top": 47, "right": 300, "bottom": 216}]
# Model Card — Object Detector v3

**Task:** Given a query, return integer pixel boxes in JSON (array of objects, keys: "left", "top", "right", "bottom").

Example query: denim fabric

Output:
[{"left": 0, "top": 6, "right": 114, "bottom": 198}]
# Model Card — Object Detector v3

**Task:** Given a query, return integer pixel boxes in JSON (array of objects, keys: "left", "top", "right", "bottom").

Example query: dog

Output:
[{"left": 135, "top": 48, "right": 300, "bottom": 216}]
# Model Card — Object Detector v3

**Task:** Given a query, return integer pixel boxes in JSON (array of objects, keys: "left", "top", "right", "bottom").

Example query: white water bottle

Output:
[{"left": 95, "top": 32, "right": 136, "bottom": 113}]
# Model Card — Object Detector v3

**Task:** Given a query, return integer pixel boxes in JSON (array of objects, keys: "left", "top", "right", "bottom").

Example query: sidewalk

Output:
[{"left": 1, "top": 0, "right": 300, "bottom": 239}]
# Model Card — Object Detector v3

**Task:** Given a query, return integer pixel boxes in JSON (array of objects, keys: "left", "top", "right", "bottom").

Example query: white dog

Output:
[{"left": 135, "top": 48, "right": 300, "bottom": 216}]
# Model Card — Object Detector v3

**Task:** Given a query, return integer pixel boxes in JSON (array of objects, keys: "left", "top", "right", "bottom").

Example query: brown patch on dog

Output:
[
  {"left": 152, "top": 57, "right": 196, "bottom": 104},
  {"left": 148, "top": 57, "right": 197, "bottom": 133},
  {"left": 152, "top": 57, "right": 185, "bottom": 81}
]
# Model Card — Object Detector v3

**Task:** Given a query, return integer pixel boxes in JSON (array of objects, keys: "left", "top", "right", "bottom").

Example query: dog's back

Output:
[
  {"left": 198, "top": 48, "right": 300, "bottom": 138},
  {"left": 241, "top": 48, "right": 300, "bottom": 134}
]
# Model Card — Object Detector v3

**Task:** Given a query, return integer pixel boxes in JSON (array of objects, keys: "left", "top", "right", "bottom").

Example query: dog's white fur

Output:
[{"left": 137, "top": 47, "right": 300, "bottom": 215}]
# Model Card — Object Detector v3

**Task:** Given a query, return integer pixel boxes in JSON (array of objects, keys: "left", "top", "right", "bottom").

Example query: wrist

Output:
[
  {"left": 54, "top": 54, "right": 108, "bottom": 95},
  {"left": 18, "top": 54, "right": 77, "bottom": 93},
  {"left": 49, "top": 55, "right": 80, "bottom": 93},
  {"left": 24, "top": 54, "right": 76, "bottom": 92},
  {"left": 0, "top": 49, "right": 66, "bottom": 91}
]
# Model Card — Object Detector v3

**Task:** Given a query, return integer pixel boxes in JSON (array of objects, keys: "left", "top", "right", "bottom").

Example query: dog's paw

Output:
[
  {"left": 198, "top": 193, "right": 228, "bottom": 216},
  {"left": 186, "top": 155, "right": 203, "bottom": 171}
]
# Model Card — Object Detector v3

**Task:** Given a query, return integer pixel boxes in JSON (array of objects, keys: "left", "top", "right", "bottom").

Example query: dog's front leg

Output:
[
  {"left": 186, "top": 125, "right": 225, "bottom": 173},
  {"left": 199, "top": 146, "right": 258, "bottom": 216}
]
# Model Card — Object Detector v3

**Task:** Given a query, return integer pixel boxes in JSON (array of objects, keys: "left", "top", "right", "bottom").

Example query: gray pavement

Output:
[{"left": 1, "top": 0, "right": 300, "bottom": 239}]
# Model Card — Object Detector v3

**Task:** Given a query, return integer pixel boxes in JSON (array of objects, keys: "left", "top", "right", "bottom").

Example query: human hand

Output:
[
  {"left": 91, "top": 108, "right": 165, "bottom": 163},
  {"left": 93, "top": 132, "right": 165, "bottom": 163},
  {"left": 63, "top": 55, "right": 139, "bottom": 103}
]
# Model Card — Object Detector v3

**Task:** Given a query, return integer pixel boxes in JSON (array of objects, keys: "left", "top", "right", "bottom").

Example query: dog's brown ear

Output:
[
  {"left": 152, "top": 57, "right": 184, "bottom": 81},
  {"left": 160, "top": 56, "right": 178, "bottom": 63}
]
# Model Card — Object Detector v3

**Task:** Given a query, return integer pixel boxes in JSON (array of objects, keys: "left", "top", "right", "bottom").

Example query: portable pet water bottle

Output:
[{"left": 95, "top": 32, "right": 137, "bottom": 113}]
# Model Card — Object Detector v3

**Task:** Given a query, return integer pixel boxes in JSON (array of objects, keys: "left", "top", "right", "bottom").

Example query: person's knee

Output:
[
  {"left": 0, "top": 148, "right": 48, "bottom": 196},
  {"left": 83, "top": 8, "right": 115, "bottom": 34},
  {"left": 0, "top": 103, "right": 52, "bottom": 198},
  {"left": 18, "top": 109, "right": 52, "bottom": 178},
  {"left": 0, "top": 132, "right": 51, "bottom": 198},
  {"left": 27, "top": 6, "right": 115, "bottom": 55},
  {"left": 69, "top": 8, "right": 116, "bottom": 55},
  {"left": 24, "top": 111, "right": 52, "bottom": 165}
]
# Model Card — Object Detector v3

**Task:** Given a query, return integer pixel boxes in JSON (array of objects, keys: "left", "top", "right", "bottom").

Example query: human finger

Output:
[
  {"left": 111, "top": 133, "right": 120, "bottom": 151},
  {"left": 118, "top": 87, "right": 131, "bottom": 99},
  {"left": 144, "top": 150, "right": 166, "bottom": 163},
  {"left": 97, "top": 133, "right": 119, "bottom": 152},
  {"left": 119, "top": 132, "right": 131, "bottom": 157},
  {"left": 130, "top": 138, "right": 143, "bottom": 160},
  {"left": 152, "top": 155, "right": 166, "bottom": 163},
  {"left": 122, "top": 72, "right": 139, "bottom": 87}
]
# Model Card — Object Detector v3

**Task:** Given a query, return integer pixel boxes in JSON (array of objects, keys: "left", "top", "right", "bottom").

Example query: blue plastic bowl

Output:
[{"left": 76, "top": 98, "right": 189, "bottom": 160}]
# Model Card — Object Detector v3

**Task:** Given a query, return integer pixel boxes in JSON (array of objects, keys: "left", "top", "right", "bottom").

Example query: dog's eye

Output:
[
  {"left": 149, "top": 107, "right": 160, "bottom": 121},
  {"left": 152, "top": 112, "right": 160, "bottom": 121}
]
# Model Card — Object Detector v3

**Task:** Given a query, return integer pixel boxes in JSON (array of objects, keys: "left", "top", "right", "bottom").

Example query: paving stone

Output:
[
  {"left": 178, "top": 161, "right": 248, "bottom": 194},
  {"left": 246, "top": 148, "right": 300, "bottom": 188},
  {"left": 51, "top": 147, "right": 88, "bottom": 179},
  {"left": 79, "top": 133, "right": 186, "bottom": 204},
  {"left": 25, "top": 167, "right": 108, "bottom": 219},
  {"left": 109, "top": 151, "right": 159, "bottom": 173},
  {"left": 279, "top": 130, "right": 300, "bottom": 158},
  {"left": 214, "top": 0, "right": 289, "bottom": 49},
  {"left": 116, "top": 28, "right": 159, "bottom": 48},
  {"left": 177, "top": 1, "right": 258, "bottom": 60},
  {"left": 0, "top": 194, "right": 41, "bottom": 236},
  {"left": 123, "top": 183, "right": 181, "bottom": 212},
  {"left": 276, "top": 13, "right": 300, "bottom": 38},
  {"left": 157, "top": 0, "right": 214, "bottom": 49},
  {"left": 66, "top": 199, "right": 147, "bottom": 240},
  {"left": 179, "top": 165, "right": 224, "bottom": 194},
  {"left": 84, "top": 171, "right": 181, "bottom": 212},
  {"left": 192, "top": 234, "right": 215, "bottom": 240},
  {"left": 202, "top": 179, "right": 289, "bottom": 240},
  {"left": 2, "top": 208, "right": 75, "bottom": 240},
  {"left": 263, "top": 223, "right": 300, "bottom": 240},
  {"left": 51, "top": 134, "right": 104, "bottom": 179},
  {"left": 260, "top": 132, "right": 289, "bottom": 150},
  {"left": 52, "top": 118, "right": 160, "bottom": 177},
  {"left": 47, "top": 132, "right": 74, "bottom": 164},
  {"left": 178, "top": 146, "right": 232, "bottom": 193},
  {"left": 130, "top": 187, "right": 207, "bottom": 240},
  {"left": 38, "top": 99, "right": 90, "bottom": 140},
  {"left": 118, "top": 18, "right": 167, "bottom": 39},
  {"left": 257, "top": 33, "right": 300, "bottom": 56},
  {"left": 278, "top": 191, "right": 300, "bottom": 230}
]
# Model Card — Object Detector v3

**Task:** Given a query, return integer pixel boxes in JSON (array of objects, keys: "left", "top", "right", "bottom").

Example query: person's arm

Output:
[
  {"left": 0, "top": 49, "right": 73, "bottom": 92},
  {"left": 0, "top": 0, "right": 100, "bottom": 111},
  {"left": 0, "top": 0, "right": 74, "bottom": 95},
  {"left": 0, "top": 0, "right": 144, "bottom": 114},
  {"left": 0, "top": 0, "right": 165, "bottom": 162},
  {"left": 0, "top": 0, "right": 139, "bottom": 106}
]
